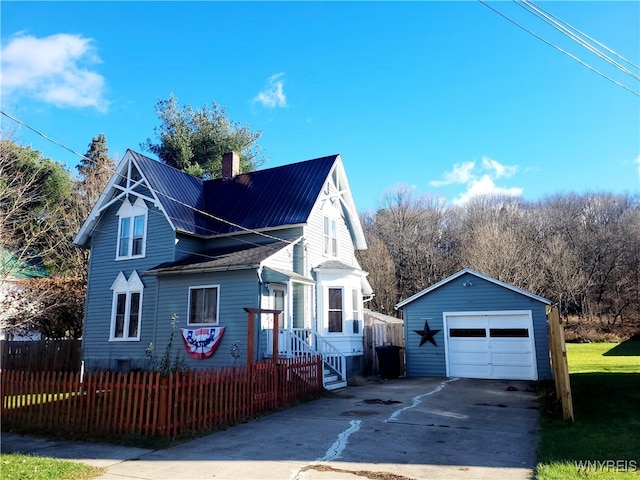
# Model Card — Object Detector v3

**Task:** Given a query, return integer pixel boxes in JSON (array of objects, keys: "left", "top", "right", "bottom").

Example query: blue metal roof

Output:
[
  {"left": 130, "top": 150, "right": 337, "bottom": 237},
  {"left": 129, "top": 151, "right": 209, "bottom": 235}
]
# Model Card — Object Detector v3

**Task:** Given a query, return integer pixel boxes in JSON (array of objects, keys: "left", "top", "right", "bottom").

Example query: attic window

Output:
[
  {"left": 116, "top": 197, "right": 148, "bottom": 260},
  {"left": 323, "top": 215, "right": 338, "bottom": 257}
]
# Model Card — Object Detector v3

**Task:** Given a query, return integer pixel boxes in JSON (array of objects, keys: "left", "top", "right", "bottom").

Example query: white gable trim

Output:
[
  {"left": 311, "top": 156, "right": 366, "bottom": 251},
  {"left": 395, "top": 268, "right": 551, "bottom": 310},
  {"left": 73, "top": 150, "right": 177, "bottom": 247}
]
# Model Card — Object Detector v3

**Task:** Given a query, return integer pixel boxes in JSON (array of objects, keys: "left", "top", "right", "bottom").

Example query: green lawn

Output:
[
  {"left": 0, "top": 453, "right": 104, "bottom": 480},
  {"left": 536, "top": 341, "right": 640, "bottom": 480}
]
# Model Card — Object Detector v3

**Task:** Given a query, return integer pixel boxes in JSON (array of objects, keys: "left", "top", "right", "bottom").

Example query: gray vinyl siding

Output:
[
  {"left": 201, "top": 228, "right": 304, "bottom": 250},
  {"left": 175, "top": 234, "right": 205, "bottom": 261},
  {"left": 152, "top": 269, "right": 260, "bottom": 370},
  {"left": 401, "top": 272, "right": 551, "bottom": 379},
  {"left": 82, "top": 199, "right": 176, "bottom": 371}
]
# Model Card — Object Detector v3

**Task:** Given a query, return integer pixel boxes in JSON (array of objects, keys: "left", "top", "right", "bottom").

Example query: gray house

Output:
[
  {"left": 395, "top": 268, "right": 551, "bottom": 381},
  {"left": 73, "top": 150, "right": 372, "bottom": 389}
]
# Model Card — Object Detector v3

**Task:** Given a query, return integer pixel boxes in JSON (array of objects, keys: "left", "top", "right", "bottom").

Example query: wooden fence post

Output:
[{"left": 547, "top": 305, "right": 574, "bottom": 421}]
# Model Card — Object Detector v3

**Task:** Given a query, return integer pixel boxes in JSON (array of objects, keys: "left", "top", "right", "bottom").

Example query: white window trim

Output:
[
  {"left": 327, "top": 286, "right": 344, "bottom": 334},
  {"left": 188, "top": 285, "right": 220, "bottom": 326},
  {"left": 323, "top": 214, "right": 338, "bottom": 258},
  {"left": 116, "top": 197, "right": 148, "bottom": 260},
  {"left": 109, "top": 271, "right": 143, "bottom": 342},
  {"left": 351, "top": 288, "right": 362, "bottom": 335}
]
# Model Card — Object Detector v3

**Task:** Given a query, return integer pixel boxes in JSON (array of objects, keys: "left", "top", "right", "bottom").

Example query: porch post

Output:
[
  {"left": 243, "top": 307, "right": 283, "bottom": 365},
  {"left": 272, "top": 312, "right": 279, "bottom": 365},
  {"left": 245, "top": 309, "right": 255, "bottom": 365}
]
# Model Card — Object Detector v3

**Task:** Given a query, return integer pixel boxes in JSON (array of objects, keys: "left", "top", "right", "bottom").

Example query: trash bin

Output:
[{"left": 376, "top": 345, "right": 403, "bottom": 379}]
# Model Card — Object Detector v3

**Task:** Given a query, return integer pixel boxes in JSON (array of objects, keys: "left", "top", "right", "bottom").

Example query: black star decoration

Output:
[{"left": 414, "top": 320, "right": 441, "bottom": 347}]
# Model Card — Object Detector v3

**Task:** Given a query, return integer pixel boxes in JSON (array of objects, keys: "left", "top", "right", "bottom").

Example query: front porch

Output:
[{"left": 264, "top": 328, "right": 348, "bottom": 390}]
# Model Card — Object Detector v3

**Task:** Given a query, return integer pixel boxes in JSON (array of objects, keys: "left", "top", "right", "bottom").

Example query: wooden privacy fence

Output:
[
  {"left": 1, "top": 340, "right": 82, "bottom": 371},
  {"left": 1, "top": 356, "right": 323, "bottom": 439},
  {"left": 363, "top": 321, "right": 404, "bottom": 376}
]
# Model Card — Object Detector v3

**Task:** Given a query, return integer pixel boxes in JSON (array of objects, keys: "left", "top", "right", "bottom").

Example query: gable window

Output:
[
  {"left": 328, "top": 287, "right": 343, "bottom": 333},
  {"left": 352, "top": 289, "right": 361, "bottom": 334},
  {"left": 323, "top": 215, "right": 338, "bottom": 257},
  {"left": 116, "top": 197, "right": 148, "bottom": 259},
  {"left": 189, "top": 286, "right": 219, "bottom": 325},
  {"left": 110, "top": 271, "right": 144, "bottom": 341}
]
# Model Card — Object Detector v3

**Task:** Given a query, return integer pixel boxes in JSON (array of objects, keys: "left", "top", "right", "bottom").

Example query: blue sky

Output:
[{"left": 2, "top": 1, "right": 639, "bottom": 212}]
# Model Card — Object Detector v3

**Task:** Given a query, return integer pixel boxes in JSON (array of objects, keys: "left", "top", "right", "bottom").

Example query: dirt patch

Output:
[{"left": 300, "top": 464, "right": 415, "bottom": 480}]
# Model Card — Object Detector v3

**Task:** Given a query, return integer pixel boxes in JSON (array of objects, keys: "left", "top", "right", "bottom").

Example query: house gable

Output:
[{"left": 395, "top": 268, "right": 550, "bottom": 309}]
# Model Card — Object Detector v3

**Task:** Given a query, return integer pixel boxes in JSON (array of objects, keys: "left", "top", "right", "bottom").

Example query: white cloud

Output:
[
  {"left": 453, "top": 175, "right": 523, "bottom": 205},
  {"left": 431, "top": 156, "right": 522, "bottom": 204},
  {"left": 253, "top": 72, "right": 287, "bottom": 108},
  {"left": 1, "top": 33, "right": 108, "bottom": 111},
  {"left": 429, "top": 161, "right": 475, "bottom": 186},
  {"left": 481, "top": 156, "right": 517, "bottom": 178}
]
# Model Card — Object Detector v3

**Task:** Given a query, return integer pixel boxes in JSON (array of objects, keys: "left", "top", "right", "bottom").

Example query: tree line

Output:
[{"left": 356, "top": 185, "right": 640, "bottom": 338}]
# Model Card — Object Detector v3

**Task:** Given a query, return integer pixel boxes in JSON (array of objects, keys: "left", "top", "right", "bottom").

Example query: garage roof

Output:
[{"left": 395, "top": 268, "right": 551, "bottom": 309}]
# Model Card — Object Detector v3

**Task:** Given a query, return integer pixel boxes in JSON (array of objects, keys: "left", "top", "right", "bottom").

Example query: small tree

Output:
[{"left": 141, "top": 94, "right": 265, "bottom": 179}]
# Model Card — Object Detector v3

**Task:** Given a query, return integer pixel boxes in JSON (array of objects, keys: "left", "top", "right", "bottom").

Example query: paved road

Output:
[{"left": 3, "top": 377, "right": 540, "bottom": 480}]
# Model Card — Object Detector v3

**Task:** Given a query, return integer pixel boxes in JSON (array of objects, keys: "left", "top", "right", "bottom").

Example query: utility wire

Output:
[
  {"left": 516, "top": 0, "right": 640, "bottom": 82},
  {"left": 1, "top": 110, "right": 294, "bottom": 247},
  {"left": 522, "top": 0, "right": 640, "bottom": 71},
  {"left": 478, "top": 0, "right": 639, "bottom": 97}
]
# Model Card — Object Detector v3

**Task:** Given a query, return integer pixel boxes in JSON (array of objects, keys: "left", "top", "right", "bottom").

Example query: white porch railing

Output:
[{"left": 264, "top": 328, "right": 347, "bottom": 389}]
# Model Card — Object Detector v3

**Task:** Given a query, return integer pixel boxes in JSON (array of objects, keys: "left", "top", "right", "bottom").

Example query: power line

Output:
[
  {"left": 516, "top": 0, "right": 640, "bottom": 82},
  {"left": 478, "top": 0, "right": 639, "bottom": 97},
  {"left": 521, "top": 0, "right": 640, "bottom": 71},
  {"left": 1, "top": 110, "right": 294, "bottom": 247}
]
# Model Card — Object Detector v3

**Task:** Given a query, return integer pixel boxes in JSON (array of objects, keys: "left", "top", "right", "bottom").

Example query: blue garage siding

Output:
[
  {"left": 401, "top": 272, "right": 551, "bottom": 380},
  {"left": 82, "top": 200, "right": 176, "bottom": 371},
  {"left": 152, "top": 269, "right": 260, "bottom": 370}
]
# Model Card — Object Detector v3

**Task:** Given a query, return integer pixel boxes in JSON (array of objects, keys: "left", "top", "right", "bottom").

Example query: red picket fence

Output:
[{"left": 0, "top": 356, "right": 323, "bottom": 439}]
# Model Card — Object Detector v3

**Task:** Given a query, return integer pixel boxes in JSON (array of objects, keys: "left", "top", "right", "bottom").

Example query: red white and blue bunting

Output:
[{"left": 180, "top": 327, "right": 225, "bottom": 360}]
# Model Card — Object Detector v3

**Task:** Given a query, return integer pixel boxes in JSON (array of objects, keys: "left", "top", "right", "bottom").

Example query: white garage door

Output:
[{"left": 445, "top": 312, "right": 537, "bottom": 380}]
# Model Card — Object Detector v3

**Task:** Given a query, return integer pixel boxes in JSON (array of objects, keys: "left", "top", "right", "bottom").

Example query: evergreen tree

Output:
[
  {"left": 76, "top": 133, "right": 115, "bottom": 216},
  {"left": 141, "top": 94, "right": 265, "bottom": 179}
]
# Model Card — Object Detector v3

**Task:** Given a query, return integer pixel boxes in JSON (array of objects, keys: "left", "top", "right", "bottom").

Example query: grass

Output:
[
  {"left": 0, "top": 453, "right": 105, "bottom": 480},
  {"left": 536, "top": 341, "right": 640, "bottom": 480}
]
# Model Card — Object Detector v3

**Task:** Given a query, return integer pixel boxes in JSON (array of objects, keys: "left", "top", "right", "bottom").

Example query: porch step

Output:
[
  {"left": 324, "top": 379, "right": 347, "bottom": 391},
  {"left": 323, "top": 369, "right": 346, "bottom": 390}
]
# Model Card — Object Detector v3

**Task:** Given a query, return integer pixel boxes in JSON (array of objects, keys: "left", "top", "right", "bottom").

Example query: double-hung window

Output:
[
  {"left": 110, "top": 271, "right": 143, "bottom": 341},
  {"left": 352, "top": 289, "right": 361, "bottom": 334},
  {"left": 328, "top": 287, "right": 343, "bottom": 333},
  {"left": 116, "top": 197, "right": 148, "bottom": 259},
  {"left": 323, "top": 215, "right": 338, "bottom": 257},
  {"left": 189, "top": 286, "right": 219, "bottom": 325}
]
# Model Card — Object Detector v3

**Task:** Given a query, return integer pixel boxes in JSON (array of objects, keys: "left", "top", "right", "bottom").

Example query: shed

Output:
[{"left": 395, "top": 268, "right": 552, "bottom": 381}]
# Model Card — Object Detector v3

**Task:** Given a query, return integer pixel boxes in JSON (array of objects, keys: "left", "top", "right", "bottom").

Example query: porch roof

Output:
[{"left": 261, "top": 266, "right": 315, "bottom": 285}]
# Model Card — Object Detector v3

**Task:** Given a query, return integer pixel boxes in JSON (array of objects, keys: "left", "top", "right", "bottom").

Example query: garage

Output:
[
  {"left": 445, "top": 311, "right": 537, "bottom": 380},
  {"left": 395, "top": 268, "right": 552, "bottom": 381}
]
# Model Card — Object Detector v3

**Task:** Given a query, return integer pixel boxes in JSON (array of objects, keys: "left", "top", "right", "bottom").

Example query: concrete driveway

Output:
[{"left": 2, "top": 377, "right": 540, "bottom": 480}]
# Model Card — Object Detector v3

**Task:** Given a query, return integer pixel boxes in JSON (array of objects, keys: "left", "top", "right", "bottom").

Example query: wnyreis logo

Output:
[{"left": 575, "top": 460, "right": 637, "bottom": 473}]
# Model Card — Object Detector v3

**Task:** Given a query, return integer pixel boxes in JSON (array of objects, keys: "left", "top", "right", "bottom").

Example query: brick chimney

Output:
[{"left": 222, "top": 151, "right": 240, "bottom": 180}]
